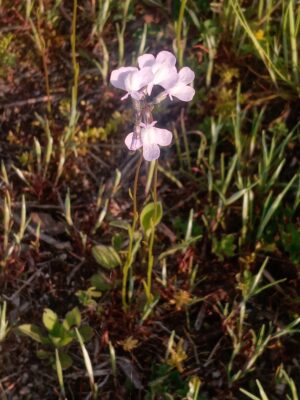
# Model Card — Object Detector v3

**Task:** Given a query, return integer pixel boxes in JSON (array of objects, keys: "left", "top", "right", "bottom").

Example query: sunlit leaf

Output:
[
  {"left": 140, "top": 202, "right": 163, "bottom": 235},
  {"left": 63, "top": 307, "right": 81, "bottom": 330},
  {"left": 43, "top": 308, "right": 58, "bottom": 332},
  {"left": 18, "top": 324, "right": 48, "bottom": 344},
  {"left": 92, "top": 244, "right": 121, "bottom": 269}
]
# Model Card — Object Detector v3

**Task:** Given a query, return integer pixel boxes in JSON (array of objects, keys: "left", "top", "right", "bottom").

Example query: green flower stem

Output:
[
  {"left": 146, "top": 160, "right": 158, "bottom": 300},
  {"left": 122, "top": 153, "right": 143, "bottom": 310},
  {"left": 176, "top": 0, "right": 187, "bottom": 67},
  {"left": 132, "top": 154, "right": 143, "bottom": 231}
]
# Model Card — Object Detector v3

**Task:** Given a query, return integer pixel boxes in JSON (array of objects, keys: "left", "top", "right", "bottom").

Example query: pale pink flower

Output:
[
  {"left": 110, "top": 66, "right": 153, "bottom": 100},
  {"left": 125, "top": 121, "right": 172, "bottom": 161},
  {"left": 138, "top": 51, "right": 178, "bottom": 95},
  {"left": 162, "top": 67, "right": 195, "bottom": 102}
]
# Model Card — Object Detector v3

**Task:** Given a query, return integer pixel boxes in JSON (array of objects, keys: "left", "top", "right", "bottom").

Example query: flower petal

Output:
[
  {"left": 152, "top": 127, "right": 172, "bottom": 146},
  {"left": 110, "top": 67, "right": 138, "bottom": 90},
  {"left": 156, "top": 51, "right": 177, "bottom": 67},
  {"left": 125, "top": 67, "right": 153, "bottom": 92},
  {"left": 169, "top": 85, "right": 195, "bottom": 101},
  {"left": 147, "top": 82, "right": 154, "bottom": 96},
  {"left": 178, "top": 67, "right": 195, "bottom": 85},
  {"left": 143, "top": 143, "right": 160, "bottom": 161},
  {"left": 125, "top": 132, "right": 143, "bottom": 151},
  {"left": 154, "top": 66, "right": 178, "bottom": 88},
  {"left": 138, "top": 54, "right": 155, "bottom": 69},
  {"left": 141, "top": 126, "right": 155, "bottom": 145}
]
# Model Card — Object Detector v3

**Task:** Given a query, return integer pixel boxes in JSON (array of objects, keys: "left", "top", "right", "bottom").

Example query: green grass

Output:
[{"left": 0, "top": 1, "right": 300, "bottom": 399}]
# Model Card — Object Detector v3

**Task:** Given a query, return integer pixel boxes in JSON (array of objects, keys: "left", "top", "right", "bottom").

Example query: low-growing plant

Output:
[
  {"left": 222, "top": 258, "right": 300, "bottom": 383},
  {"left": 18, "top": 307, "right": 93, "bottom": 369}
]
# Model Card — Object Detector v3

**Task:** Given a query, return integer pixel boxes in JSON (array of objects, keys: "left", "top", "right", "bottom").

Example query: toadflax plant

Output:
[
  {"left": 110, "top": 50, "right": 195, "bottom": 161},
  {"left": 110, "top": 51, "right": 195, "bottom": 309}
]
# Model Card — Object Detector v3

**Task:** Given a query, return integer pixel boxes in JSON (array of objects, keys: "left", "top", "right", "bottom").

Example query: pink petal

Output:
[
  {"left": 125, "top": 132, "right": 143, "bottom": 151},
  {"left": 169, "top": 85, "right": 195, "bottom": 101},
  {"left": 152, "top": 127, "right": 172, "bottom": 146},
  {"left": 147, "top": 82, "right": 154, "bottom": 96},
  {"left": 178, "top": 67, "right": 195, "bottom": 85},
  {"left": 154, "top": 66, "right": 178, "bottom": 89},
  {"left": 143, "top": 143, "right": 160, "bottom": 161},
  {"left": 138, "top": 54, "right": 155, "bottom": 69},
  {"left": 141, "top": 126, "right": 155, "bottom": 145},
  {"left": 125, "top": 67, "right": 153, "bottom": 92},
  {"left": 156, "top": 51, "right": 177, "bottom": 67},
  {"left": 110, "top": 67, "right": 138, "bottom": 91}
]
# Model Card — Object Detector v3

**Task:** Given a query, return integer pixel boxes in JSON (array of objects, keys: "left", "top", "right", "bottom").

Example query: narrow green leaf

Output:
[
  {"left": 109, "top": 220, "right": 131, "bottom": 231},
  {"left": 257, "top": 174, "right": 298, "bottom": 238},
  {"left": 75, "top": 328, "right": 96, "bottom": 394},
  {"left": 239, "top": 387, "right": 261, "bottom": 400},
  {"left": 158, "top": 235, "right": 202, "bottom": 260},
  {"left": 55, "top": 349, "right": 65, "bottom": 398}
]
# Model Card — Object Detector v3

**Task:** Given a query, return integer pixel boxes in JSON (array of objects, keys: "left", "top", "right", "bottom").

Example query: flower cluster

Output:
[{"left": 110, "top": 51, "right": 195, "bottom": 161}]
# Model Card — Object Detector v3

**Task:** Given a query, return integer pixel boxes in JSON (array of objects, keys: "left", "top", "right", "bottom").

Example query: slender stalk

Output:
[
  {"left": 37, "top": 17, "right": 51, "bottom": 114},
  {"left": 122, "top": 153, "right": 143, "bottom": 310},
  {"left": 180, "top": 109, "right": 191, "bottom": 169},
  {"left": 288, "top": 0, "right": 299, "bottom": 85},
  {"left": 31, "top": 9, "right": 51, "bottom": 113},
  {"left": 146, "top": 160, "right": 158, "bottom": 300},
  {"left": 71, "top": 0, "right": 77, "bottom": 71},
  {"left": 132, "top": 154, "right": 143, "bottom": 231},
  {"left": 64, "top": 0, "right": 79, "bottom": 145},
  {"left": 176, "top": 0, "right": 188, "bottom": 67},
  {"left": 41, "top": 46, "right": 51, "bottom": 114},
  {"left": 117, "top": 0, "right": 131, "bottom": 66}
]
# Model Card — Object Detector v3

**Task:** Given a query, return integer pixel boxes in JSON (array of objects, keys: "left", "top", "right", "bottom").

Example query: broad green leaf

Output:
[
  {"left": 92, "top": 244, "right": 121, "bottom": 269},
  {"left": 90, "top": 273, "right": 112, "bottom": 291},
  {"left": 112, "top": 233, "right": 124, "bottom": 252},
  {"left": 78, "top": 325, "right": 94, "bottom": 342},
  {"left": 50, "top": 331, "right": 74, "bottom": 348},
  {"left": 43, "top": 308, "right": 58, "bottom": 332},
  {"left": 63, "top": 307, "right": 81, "bottom": 330},
  {"left": 37, "top": 349, "right": 52, "bottom": 360},
  {"left": 140, "top": 202, "right": 163, "bottom": 234},
  {"left": 50, "top": 335, "right": 63, "bottom": 346},
  {"left": 58, "top": 351, "right": 73, "bottom": 369},
  {"left": 50, "top": 321, "right": 65, "bottom": 338},
  {"left": 18, "top": 324, "right": 48, "bottom": 344}
]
